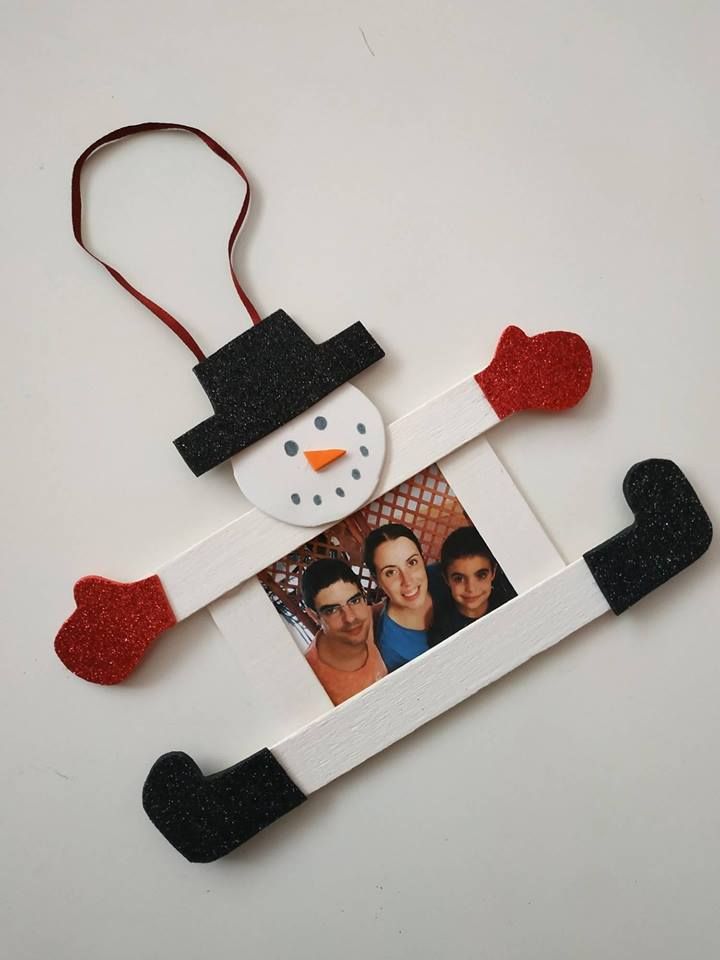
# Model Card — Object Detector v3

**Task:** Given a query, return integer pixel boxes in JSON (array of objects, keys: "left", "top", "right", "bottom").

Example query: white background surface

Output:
[{"left": 2, "top": 2, "right": 719, "bottom": 958}]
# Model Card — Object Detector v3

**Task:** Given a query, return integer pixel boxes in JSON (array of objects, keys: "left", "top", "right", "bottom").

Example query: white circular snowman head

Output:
[{"left": 232, "top": 383, "right": 385, "bottom": 526}]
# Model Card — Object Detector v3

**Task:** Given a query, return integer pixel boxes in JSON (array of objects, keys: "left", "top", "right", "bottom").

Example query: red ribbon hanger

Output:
[{"left": 72, "top": 122, "right": 261, "bottom": 362}]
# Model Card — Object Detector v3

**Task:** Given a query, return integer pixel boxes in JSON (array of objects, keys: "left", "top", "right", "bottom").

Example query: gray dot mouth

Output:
[
  {"left": 357, "top": 422, "right": 366, "bottom": 434},
  {"left": 336, "top": 487, "right": 345, "bottom": 497},
  {"left": 351, "top": 469, "right": 361, "bottom": 480},
  {"left": 359, "top": 446, "right": 369, "bottom": 457},
  {"left": 290, "top": 493, "right": 301, "bottom": 504},
  {"left": 313, "top": 494, "right": 322, "bottom": 505}
]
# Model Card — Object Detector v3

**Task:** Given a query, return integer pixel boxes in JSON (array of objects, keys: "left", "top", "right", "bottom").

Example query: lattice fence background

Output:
[{"left": 258, "top": 463, "right": 473, "bottom": 647}]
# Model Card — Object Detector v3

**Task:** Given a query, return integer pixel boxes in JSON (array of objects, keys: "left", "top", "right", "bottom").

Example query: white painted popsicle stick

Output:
[
  {"left": 209, "top": 577, "right": 334, "bottom": 734},
  {"left": 160, "top": 376, "right": 497, "bottom": 620},
  {"left": 143, "top": 459, "right": 711, "bottom": 863},
  {"left": 272, "top": 559, "right": 610, "bottom": 795}
]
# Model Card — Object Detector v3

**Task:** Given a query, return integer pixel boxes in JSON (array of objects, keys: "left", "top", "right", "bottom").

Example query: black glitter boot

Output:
[
  {"left": 142, "top": 748, "right": 305, "bottom": 862},
  {"left": 584, "top": 459, "right": 712, "bottom": 613}
]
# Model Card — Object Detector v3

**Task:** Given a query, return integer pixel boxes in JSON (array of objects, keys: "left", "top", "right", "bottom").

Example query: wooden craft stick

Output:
[
  {"left": 272, "top": 558, "right": 609, "bottom": 794},
  {"left": 142, "top": 460, "right": 712, "bottom": 862},
  {"left": 55, "top": 325, "right": 592, "bottom": 684}
]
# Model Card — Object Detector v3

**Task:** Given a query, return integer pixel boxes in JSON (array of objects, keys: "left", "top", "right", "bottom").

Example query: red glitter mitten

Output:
[
  {"left": 55, "top": 575, "right": 177, "bottom": 684},
  {"left": 476, "top": 325, "right": 592, "bottom": 419}
]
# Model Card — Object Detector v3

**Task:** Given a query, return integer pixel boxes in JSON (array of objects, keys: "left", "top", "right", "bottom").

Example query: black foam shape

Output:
[
  {"left": 142, "top": 748, "right": 306, "bottom": 863},
  {"left": 584, "top": 459, "right": 712, "bottom": 615},
  {"left": 174, "top": 310, "right": 385, "bottom": 476}
]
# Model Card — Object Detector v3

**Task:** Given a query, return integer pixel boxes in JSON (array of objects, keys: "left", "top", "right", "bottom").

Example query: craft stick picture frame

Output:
[{"left": 209, "top": 434, "right": 566, "bottom": 743}]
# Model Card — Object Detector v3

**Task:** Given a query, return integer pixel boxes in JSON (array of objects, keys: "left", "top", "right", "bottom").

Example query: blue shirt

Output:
[
  {"left": 376, "top": 564, "right": 448, "bottom": 671},
  {"left": 376, "top": 607, "right": 430, "bottom": 672}
]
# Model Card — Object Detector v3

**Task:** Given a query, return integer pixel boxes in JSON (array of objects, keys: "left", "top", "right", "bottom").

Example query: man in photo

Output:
[{"left": 301, "top": 558, "right": 387, "bottom": 706}]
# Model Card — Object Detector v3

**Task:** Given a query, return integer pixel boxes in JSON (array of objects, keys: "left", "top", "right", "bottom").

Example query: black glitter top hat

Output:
[{"left": 174, "top": 310, "right": 385, "bottom": 476}]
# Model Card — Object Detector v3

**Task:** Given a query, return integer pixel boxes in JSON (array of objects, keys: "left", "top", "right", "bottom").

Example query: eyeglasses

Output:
[{"left": 316, "top": 592, "right": 366, "bottom": 619}]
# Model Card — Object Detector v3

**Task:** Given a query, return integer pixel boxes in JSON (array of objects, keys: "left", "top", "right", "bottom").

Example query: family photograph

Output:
[{"left": 259, "top": 464, "right": 516, "bottom": 705}]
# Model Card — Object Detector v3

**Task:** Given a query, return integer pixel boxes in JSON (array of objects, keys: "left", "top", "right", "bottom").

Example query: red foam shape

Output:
[
  {"left": 55, "top": 575, "right": 177, "bottom": 684},
  {"left": 475, "top": 325, "right": 592, "bottom": 419}
]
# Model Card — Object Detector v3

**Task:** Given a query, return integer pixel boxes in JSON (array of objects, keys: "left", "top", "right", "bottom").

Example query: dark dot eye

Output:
[
  {"left": 357, "top": 423, "right": 366, "bottom": 434},
  {"left": 352, "top": 469, "right": 361, "bottom": 480},
  {"left": 336, "top": 487, "right": 345, "bottom": 497},
  {"left": 313, "top": 494, "right": 322, "bottom": 505},
  {"left": 360, "top": 446, "right": 369, "bottom": 457},
  {"left": 284, "top": 441, "right": 299, "bottom": 456},
  {"left": 314, "top": 416, "right": 327, "bottom": 430},
  {"left": 291, "top": 493, "right": 301, "bottom": 504}
]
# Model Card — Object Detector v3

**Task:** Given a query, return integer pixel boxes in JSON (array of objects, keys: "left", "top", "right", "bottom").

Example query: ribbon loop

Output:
[{"left": 71, "top": 122, "right": 261, "bottom": 362}]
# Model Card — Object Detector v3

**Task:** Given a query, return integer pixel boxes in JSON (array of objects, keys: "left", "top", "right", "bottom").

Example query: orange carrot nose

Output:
[{"left": 304, "top": 448, "right": 346, "bottom": 471}]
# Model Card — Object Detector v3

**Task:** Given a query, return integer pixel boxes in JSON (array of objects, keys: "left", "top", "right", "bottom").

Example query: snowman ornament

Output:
[
  {"left": 55, "top": 123, "right": 713, "bottom": 865},
  {"left": 172, "top": 309, "right": 386, "bottom": 525}
]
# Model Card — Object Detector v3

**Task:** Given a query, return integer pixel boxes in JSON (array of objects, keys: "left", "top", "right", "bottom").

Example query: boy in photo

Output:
[
  {"left": 301, "top": 559, "right": 387, "bottom": 705},
  {"left": 433, "top": 526, "right": 515, "bottom": 640}
]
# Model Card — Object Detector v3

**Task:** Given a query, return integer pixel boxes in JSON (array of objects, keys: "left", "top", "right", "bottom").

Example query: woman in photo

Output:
[{"left": 364, "top": 523, "right": 445, "bottom": 671}]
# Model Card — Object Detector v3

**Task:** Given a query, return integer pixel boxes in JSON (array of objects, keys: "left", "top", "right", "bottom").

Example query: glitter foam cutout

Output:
[
  {"left": 476, "top": 325, "right": 593, "bottom": 419},
  {"left": 54, "top": 575, "right": 177, "bottom": 684}
]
